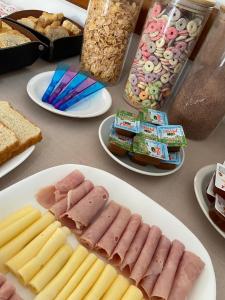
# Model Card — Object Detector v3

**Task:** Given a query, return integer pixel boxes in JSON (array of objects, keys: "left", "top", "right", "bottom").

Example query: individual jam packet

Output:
[
  {"left": 215, "top": 195, "right": 225, "bottom": 218},
  {"left": 56, "top": 81, "right": 105, "bottom": 111},
  {"left": 42, "top": 64, "right": 69, "bottom": 102},
  {"left": 51, "top": 72, "right": 88, "bottom": 106},
  {"left": 138, "top": 122, "right": 158, "bottom": 140},
  {"left": 214, "top": 163, "right": 225, "bottom": 198},
  {"left": 114, "top": 111, "right": 140, "bottom": 134},
  {"left": 206, "top": 173, "right": 216, "bottom": 204},
  {"left": 48, "top": 66, "right": 78, "bottom": 104},
  {"left": 133, "top": 135, "right": 169, "bottom": 161},
  {"left": 209, "top": 194, "right": 225, "bottom": 232},
  {"left": 140, "top": 109, "right": 168, "bottom": 126},
  {"left": 161, "top": 152, "right": 181, "bottom": 165},
  {"left": 109, "top": 128, "right": 133, "bottom": 152},
  {"left": 157, "top": 125, "right": 187, "bottom": 147}
]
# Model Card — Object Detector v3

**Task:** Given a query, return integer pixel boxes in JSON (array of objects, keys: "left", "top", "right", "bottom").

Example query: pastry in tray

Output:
[
  {"left": 0, "top": 101, "right": 42, "bottom": 165},
  {"left": 0, "top": 20, "right": 31, "bottom": 48},
  {"left": 17, "top": 12, "right": 81, "bottom": 41}
]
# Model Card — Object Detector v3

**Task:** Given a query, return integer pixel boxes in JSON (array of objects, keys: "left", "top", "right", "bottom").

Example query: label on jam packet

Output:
[
  {"left": 109, "top": 128, "right": 133, "bottom": 151},
  {"left": 114, "top": 111, "right": 140, "bottom": 133},
  {"left": 157, "top": 125, "right": 187, "bottom": 147},
  {"left": 215, "top": 163, "right": 225, "bottom": 192},
  {"left": 133, "top": 136, "right": 169, "bottom": 161},
  {"left": 162, "top": 152, "right": 181, "bottom": 165},
  {"left": 138, "top": 122, "right": 158, "bottom": 140},
  {"left": 215, "top": 194, "right": 225, "bottom": 218},
  {"left": 140, "top": 109, "right": 168, "bottom": 126}
]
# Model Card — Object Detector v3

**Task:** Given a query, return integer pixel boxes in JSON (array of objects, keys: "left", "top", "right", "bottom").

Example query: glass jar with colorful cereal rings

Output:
[
  {"left": 124, "top": 0, "right": 214, "bottom": 109},
  {"left": 80, "top": 0, "right": 143, "bottom": 84},
  {"left": 169, "top": 5, "right": 225, "bottom": 140}
]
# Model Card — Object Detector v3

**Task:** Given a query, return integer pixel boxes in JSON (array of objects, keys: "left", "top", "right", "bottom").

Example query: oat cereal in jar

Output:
[
  {"left": 124, "top": 0, "right": 214, "bottom": 109},
  {"left": 169, "top": 5, "right": 225, "bottom": 140},
  {"left": 80, "top": 0, "right": 143, "bottom": 84}
]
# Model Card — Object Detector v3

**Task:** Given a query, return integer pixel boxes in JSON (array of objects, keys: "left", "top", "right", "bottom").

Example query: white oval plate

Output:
[
  {"left": 194, "top": 164, "right": 225, "bottom": 239},
  {"left": 0, "top": 164, "right": 216, "bottom": 300},
  {"left": 27, "top": 71, "right": 112, "bottom": 118},
  {"left": 99, "top": 115, "right": 185, "bottom": 176},
  {"left": 0, "top": 146, "right": 35, "bottom": 179}
]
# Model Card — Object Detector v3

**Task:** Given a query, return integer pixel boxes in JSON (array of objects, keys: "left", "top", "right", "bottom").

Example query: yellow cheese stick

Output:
[
  {"left": 121, "top": 285, "right": 143, "bottom": 300},
  {"left": 0, "top": 206, "right": 34, "bottom": 231},
  {"left": 67, "top": 259, "right": 105, "bottom": 300},
  {"left": 17, "top": 227, "right": 70, "bottom": 284},
  {"left": 0, "top": 212, "right": 54, "bottom": 273},
  {"left": 53, "top": 253, "right": 97, "bottom": 300},
  {"left": 84, "top": 264, "right": 117, "bottom": 300},
  {"left": 6, "top": 221, "right": 61, "bottom": 274},
  {"left": 102, "top": 275, "right": 130, "bottom": 300},
  {"left": 0, "top": 209, "right": 41, "bottom": 247},
  {"left": 29, "top": 244, "right": 73, "bottom": 293},
  {"left": 34, "top": 245, "right": 88, "bottom": 300}
]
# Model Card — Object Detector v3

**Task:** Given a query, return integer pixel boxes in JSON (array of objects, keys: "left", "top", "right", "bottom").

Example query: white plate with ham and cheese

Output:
[{"left": 0, "top": 164, "right": 216, "bottom": 300}]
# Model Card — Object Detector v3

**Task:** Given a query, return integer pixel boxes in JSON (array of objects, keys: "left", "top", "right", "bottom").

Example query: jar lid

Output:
[{"left": 189, "top": 0, "right": 215, "bottom": 7}]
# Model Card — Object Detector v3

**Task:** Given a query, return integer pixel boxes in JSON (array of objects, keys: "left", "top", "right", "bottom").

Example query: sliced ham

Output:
[
  {"left": 151, "top": 240, "right": 185, "bottom": 300},
  {"left": 110, "top": 214, "right": 142, "bottom": 266},
  {"left": 9, "top": 293, "right": 23, "bottom": 300},
  {"left": 36, "top": 185, "right": 56, "bottom": 209},
  {"left": 0, "top": 281, "right": 16, "bottom": 299},
  {"left": 168, "top": 251, "right": 205, "bottom": 300},
  {"left": 140, "top": 236, "right": 171, "bottom": 298},
  {"left": 130, "top": 226, "right": 162, "bottom": 285},
  {"left": 61, "top": 186, "right": 108, "bottom": 233},
  {"left": 80, "top": 201, "right": 121, "bottom": 249},
  {"left": 96, "top": 206, "right": 131, "bottom": 257},
  {"left": 50, "top": 180, "right": 94, "bottom": 218},
  {"left": 55, "top": 170, "right": 84, "bottom": 192},
  {"left": 54, "top": 190, "right": 67, "bottom": 202},
  {"left": 121, "top": 223, "right": 150, "bottom": 275},
  {"left": 0, "top": 274, "right": 6, "bottom": 287}
]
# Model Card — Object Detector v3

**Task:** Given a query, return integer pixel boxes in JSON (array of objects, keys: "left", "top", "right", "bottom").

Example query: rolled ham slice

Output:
[
  {"left": 80, "top": 201, "right": 121, "bottom": 249},
  {"left": 55, "top": 170, "right": 85, "bottom": 192},
  {"left": 140, "top": 236, "right": 171, "bottom": 298},
  {"left": 168, "top": 251, "right": 205, "bottom": 300},
  {"left": 130, "top": 226, "right": 162, "bottom": 285},
  {"left": 0, "top": 274, "right": 6, "bottom": 287},
  {"left": 61, "top": 186, "right": 108, "bottom": 233},
  {"left": 54, "top": 190, "right": 67, "bottom": 202},
  {"left": 96, "top": 206, "right": 131, "bottom": 257},
  {"left": 36, "top": 185, "right": 56, "bottom": 209},
  {"left": 121, "top": 223, "right": 150, "bottom": 275},
  {"left": 50, "top": 180, "right": 94, "bottom": 218},
  {"left": 151, "top": 240, "right": 185, "bottom": 300},
  {"left": 9, "top": 293, "right": 23, "bottom": 300},
  {"left": 0, "top": 281, "right": 16, "bottom": 299},
  {"left": 110, "top": 214, "right": 142, "bottom": 266}
]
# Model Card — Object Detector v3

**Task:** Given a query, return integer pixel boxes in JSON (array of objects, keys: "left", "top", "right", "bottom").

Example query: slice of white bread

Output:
[
  {"left": 0, "top": 123, "right": 19, "bottom": 165},
  {"left": 0, "top": 101, "right": 42, "bottom": 160}
]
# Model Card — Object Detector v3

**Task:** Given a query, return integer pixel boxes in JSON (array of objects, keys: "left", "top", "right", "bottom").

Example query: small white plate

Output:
[
  {"left": 27, "top": 71, "right": 112, "bottom": 118},
  {"left": 0, "top": 146, "right": 35, "bottom": 179},
  {"left": 194, "top": 164, "right": 225, "bottom": 239},
  {"left": 0, "top": 164, "right": 216, "bottom": 299},
  {"left": 99, "top": 115, "right": 185, "bottom": 176}
]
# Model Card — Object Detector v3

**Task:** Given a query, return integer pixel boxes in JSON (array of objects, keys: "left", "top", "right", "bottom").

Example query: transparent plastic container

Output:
[
  {"left": 124, "top": 0, "right": 214, "bottom": 109},
  {"left": 80, "top": 0, "right": 143, "bottom": 84},
  {"left": 169, "top": 5, "right": 225, "bottom": 140}
]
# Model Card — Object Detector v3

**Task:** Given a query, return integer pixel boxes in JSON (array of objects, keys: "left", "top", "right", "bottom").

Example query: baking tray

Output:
[
  {"left": 6, "top": 10, "right": 83, "bottom": 62},
  {"left": 0, "top": 19, "right": 45, "bottom": 74}
]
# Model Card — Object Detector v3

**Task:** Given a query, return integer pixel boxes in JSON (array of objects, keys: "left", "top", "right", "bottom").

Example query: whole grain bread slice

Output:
[
  {"left": 0, "top": 101, "right": 42, "bottom": 157},
  {"left": 0, "top": 123, "right": 19, "bottom": 165}
]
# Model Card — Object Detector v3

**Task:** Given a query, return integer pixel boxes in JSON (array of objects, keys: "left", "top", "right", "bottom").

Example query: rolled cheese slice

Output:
[
  {"left": 84, "top": 264, "right": 117, "bottom": 300},
  {"left": 102, "top": 275, "right": 130, "bottom": 300},
  {"left": 29, "top": 244, "right": 73, "bottom": 293},
  {"left": 34, "top": 245, "right": 88, "bottom": 300},
  {"left": 0, "top": 212, "right": 55, "bottom": 273},
  {"left": 0, "top": 206, "right": 34, "bottom": 231},
  {"left": 121, "top": 285, "right": 143, "bottom": 300},
  {"left": 54, "top": 253, "right": 97, "bottom": 300},
  {"left": 0, "top": 209, "right": 41, "bottom": 248},
  {"left": 6, "top": 221, "right": 61, "bottom": 274},
  {"left": 67, "top": 259, "right": 105, "bottom": 300},
  {"left": 17, "top": 227, "right": 70, "bottom": 284}
]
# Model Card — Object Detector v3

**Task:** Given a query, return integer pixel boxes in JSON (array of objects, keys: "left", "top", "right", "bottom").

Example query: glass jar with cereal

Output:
[{"left": 80, "top": 0, "right": 143, "bottom": 84}]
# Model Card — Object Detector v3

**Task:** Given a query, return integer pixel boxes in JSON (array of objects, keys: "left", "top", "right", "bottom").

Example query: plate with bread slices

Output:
[{"left": 0, "top": 101, "right": 42, "bottom": 178}]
